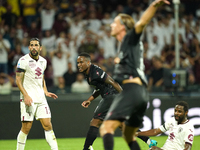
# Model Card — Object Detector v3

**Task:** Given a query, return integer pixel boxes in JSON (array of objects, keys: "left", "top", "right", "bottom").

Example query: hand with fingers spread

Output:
[{"left": 153, "top": 0, "right": 170, "bottom": 7}]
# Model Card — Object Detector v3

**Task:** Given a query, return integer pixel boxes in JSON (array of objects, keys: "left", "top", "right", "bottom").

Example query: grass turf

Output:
[{"left": 1, "top": 136, "right": 199, "bottom": 150}]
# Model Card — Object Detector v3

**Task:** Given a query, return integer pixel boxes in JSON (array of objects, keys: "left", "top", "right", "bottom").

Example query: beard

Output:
[
  {"left": 31, "top": 50, "right": 39, "bottom": 56},
  {"left": 175, "top": 115, "right": 185, "bottom": 123}
]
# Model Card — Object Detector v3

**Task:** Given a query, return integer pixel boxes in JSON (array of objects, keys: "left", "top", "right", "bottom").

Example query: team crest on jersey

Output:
[
  {"left": 96, "top": 71, "right": 99, "bottom": 76},
  {"left": 29, "top": 61, "right": 36, "bottom": 68},
  {"left": 178, "top": 127, "right": 183, "bottom": 133}
]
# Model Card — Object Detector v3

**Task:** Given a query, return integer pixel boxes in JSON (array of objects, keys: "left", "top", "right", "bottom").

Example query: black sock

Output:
[
  {"left": 137, "top": 135, "right": 149, "bottom": 143},
  {"left": 128, "top": 141, "right": 140, "bottom": 150},
  {"left": 83, "top": 126, "right": 99, "bottom": 150},
  {"left": 103, "top": 133, "right": 114, "bottom": 150},
  {"left": 137, "top": 129, "right": 149, "bottom": 143}
]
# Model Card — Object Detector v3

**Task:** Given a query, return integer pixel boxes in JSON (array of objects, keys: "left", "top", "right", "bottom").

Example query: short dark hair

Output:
[
  {"left": 176, "top": 101, "right": 189, "bottom": 112},
  {"left": 29, "top": 38, "right": 42, "bottom": 46},
  {"left": 78, "top": 52, "right": 91, "bottom": 61}
]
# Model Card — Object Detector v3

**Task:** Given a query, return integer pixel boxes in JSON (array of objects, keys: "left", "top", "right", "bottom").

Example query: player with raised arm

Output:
[
  {"left": 77, "top": 53, "right": 157, "bottom": 150},
  {"left": 16, "top": 38, "right": 58, "bottom": 150},
  {"left": 99, "top": 0, "right": 170, "bottom": 150},
  {"left": 137, "top": 101, "right": 194, "bottom": 150}
]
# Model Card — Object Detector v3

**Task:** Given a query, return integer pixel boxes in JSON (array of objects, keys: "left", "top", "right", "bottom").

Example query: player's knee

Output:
[
  {"left": 42, "top": 122, "right": 52, "bottom": 131},
  {"left": 90, "top": 119, "right": 102, "bottom": 127}
]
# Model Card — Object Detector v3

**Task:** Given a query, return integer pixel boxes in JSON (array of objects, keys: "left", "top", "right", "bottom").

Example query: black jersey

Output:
[
  {"left": 113, "top": 27, "right": 147, "bottom": 86},
  {"left": 85, "top": 64, "right": 118, "bottom": 98}
]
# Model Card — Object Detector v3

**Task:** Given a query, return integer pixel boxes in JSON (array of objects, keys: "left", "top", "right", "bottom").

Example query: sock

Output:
[
  {"left": 128, "top": 141, "right": 140, "bottom": 150},
  {"left": 83, "top": 126, "right": 99, "bottom": 150},
  {"left": 137, "top": 135, "right": 149, "bottom": 143},
  {"left": 16, "top": 131, "right": 27, "bottom": 150},
  {"left": 147, "top": 139, "right": 151, "bottom": 145},
  {"left": 103, "top": 133, "right": 114, "bottom": 150},
  {"left": 45, "top": 130, "right": 58, "bottom": 150}
]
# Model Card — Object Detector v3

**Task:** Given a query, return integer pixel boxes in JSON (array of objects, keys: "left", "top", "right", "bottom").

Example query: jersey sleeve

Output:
[
  {"left": 16, "top": 57, "right": 26, "bottom": 72},
  {"left": 184, "top": 124, "right": 194, "bottom": 145},
  {"left": 128, "top": 27, "right": 142, "bottom": 45},
  {"left": 159, "top": 117, "right": 174, "bottom": 132},
  {"left": 92, "top": 66, "right": 108, "bottom": 82}
]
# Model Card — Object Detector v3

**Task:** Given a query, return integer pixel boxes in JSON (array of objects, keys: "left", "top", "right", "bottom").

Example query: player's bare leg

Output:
[
  {"left": 100, "top": 120, "right": 121, "bottom": 150},
  {"left": 40, "top": 118, "right": 58, "bottom": 150},
  {"left": 83, "top": 118, "right": 103, "bottom": 150},
  {"left": 123, "top": 125, "right": 141, "bottom": 150},
  {"left": 16, "top": 121, "right": 33, "bottom": 150}
]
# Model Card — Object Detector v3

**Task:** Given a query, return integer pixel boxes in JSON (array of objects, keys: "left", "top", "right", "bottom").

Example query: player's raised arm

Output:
[
  {"left": 135, "top": 0, "right": 170, "bottom": 34},
  {"left": 104, "top": 75, "right": 123, "bottom": 93},
  {"left": 16, "top": 71, "right": 33, "bottom": 106}
]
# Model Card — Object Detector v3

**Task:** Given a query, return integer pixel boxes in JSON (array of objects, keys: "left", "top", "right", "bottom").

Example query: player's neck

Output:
[
  {"left": 29, "top": 53, "right": 39, "bottom": 61},
  {"left": 116, "top": 31, "right": 126, "bottom": 42},
  {"left": 180, "top": 118, "right": 188, "bottom": 124}
]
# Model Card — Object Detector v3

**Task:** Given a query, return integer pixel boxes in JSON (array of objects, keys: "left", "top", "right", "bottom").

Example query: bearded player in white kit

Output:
[{"left": 16, "top": 38, "right": 58, "bottom": 150}]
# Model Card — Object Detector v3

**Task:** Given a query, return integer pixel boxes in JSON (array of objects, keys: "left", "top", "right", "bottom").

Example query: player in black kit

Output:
[
  {"left": 99, "top": 1, "right": 170, "bottom": 150},
  {"left": 77, "top": 53, "right": 157, "bottom": 150}
]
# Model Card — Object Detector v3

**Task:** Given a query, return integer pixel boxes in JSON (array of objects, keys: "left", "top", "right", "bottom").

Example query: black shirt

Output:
[
  {"left": 85, "top": 64, "right": 118, "bottom": 98},
  {"left": 113, "top": 27, "right": 147, "bottom": 86}
]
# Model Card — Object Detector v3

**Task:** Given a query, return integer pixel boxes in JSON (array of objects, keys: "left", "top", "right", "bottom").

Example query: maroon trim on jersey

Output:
[
  {"left": 185, "top": 142, "right": 192, "bottom": 146},
  {"left": 20, "top": 99, "right": 23, "bottom": 102},
  {"left": 22, "top": 116, "right": 24, "bottom": 121},
  {"left": 16, "top": 68, "right": 25, "bottom": 72}
]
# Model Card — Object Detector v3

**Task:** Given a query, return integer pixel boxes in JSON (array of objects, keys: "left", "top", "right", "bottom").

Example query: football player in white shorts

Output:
[
  {"left": 136, "top": 101, "right": 194, "bottom": 150},
  {"left": 16, "top": 38, "right": 58, "bottom": 150}
]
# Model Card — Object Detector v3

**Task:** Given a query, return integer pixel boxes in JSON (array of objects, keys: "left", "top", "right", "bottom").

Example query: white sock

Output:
[
  {"left": 45, "top": 130, "right": 58, "bottom": 150},
  {"left": 16, "top": 131, "right": 27, "bottom": 150},
  {"left": 147, "top": 138, "right": 151, "bottom": 145}
]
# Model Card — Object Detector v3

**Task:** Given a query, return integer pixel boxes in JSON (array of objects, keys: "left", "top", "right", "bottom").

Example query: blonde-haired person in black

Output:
[{"left": 100, "top": 1, "right": 170, "bottom": 150}]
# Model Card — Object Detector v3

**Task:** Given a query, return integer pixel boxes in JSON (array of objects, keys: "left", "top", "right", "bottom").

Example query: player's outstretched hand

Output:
[
  {"left": 153, "top": 0, "right": 170, "bottom": 7},
  {"left": 81, "top": 100, "right": 91, "bottom": 108},
  {"left": 46, "top": 92, "right": 58, "bottom": 99}
]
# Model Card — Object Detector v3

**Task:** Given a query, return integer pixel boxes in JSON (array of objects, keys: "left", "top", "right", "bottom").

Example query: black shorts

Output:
[
  {"left": 105, "top": 83, "right": 149, "bottom": 127},
  {"left": 93, "top": 94, "right": 116, "bottom": 120}
]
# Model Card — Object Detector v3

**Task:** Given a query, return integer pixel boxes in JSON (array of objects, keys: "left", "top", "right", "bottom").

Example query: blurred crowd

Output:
[{"left": 0, "top": 0, "right": 200, "bottom": 94}]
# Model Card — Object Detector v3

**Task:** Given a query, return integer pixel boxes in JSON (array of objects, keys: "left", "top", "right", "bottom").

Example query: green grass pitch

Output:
[{"left": 1, "top": 136, "right": 199, "bottom": 150}]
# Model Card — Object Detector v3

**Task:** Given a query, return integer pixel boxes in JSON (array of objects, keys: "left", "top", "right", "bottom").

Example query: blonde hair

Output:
[{"left": 118, "top": 13, "right": 135, "bottom": 31}]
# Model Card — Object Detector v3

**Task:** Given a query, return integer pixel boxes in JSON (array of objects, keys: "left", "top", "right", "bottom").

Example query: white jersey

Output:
[
  {"left": 17, "top": 54, "right": 47, "bottom": 103},
  {"left": 159, "top": 117, "right": 194, "bottom": 150}
]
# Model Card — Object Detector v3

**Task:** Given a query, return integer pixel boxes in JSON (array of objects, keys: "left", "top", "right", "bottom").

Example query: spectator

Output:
[
  {"left": 21, "top": 37, "right": 30, "bottom": 54},
  {"left": 148, "top": 56, "right": 164, "bottom": 91},
  {"left": 0, "top": 73, "right": 14, "bottom": 95},
  {"left": 21, "top": 0, "right": 37, "bottom": 28},
  {"left": 41, "top": 30, "right": 56, "bottom": 55},
  {"left": 63, "top": 62, "right": 77, "bottom": 90},
  {"left": 71, "top": 73, "right": 91, "bottom": 93},
  {"left": 27, "top": 21, "right": 41, "bottom": 38},
  {"left": 53, "top": 13, "right": 69, "bottom": 36},
  {"left": 52, "top": 76, "right": 69, "bottom": 94},
  {"left": 0, "top": 32, "right": 11, "bottom": 74},
  {"left": 39, "top": 1, "right": 57, "bottom": 31},
  {"left": 50, "top": 47, "right": 69, "bottom": 86}
]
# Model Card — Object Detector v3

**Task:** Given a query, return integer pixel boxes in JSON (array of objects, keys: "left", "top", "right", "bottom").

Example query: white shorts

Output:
[{"left": 20, "top": 100, "right": 51, "bottom": 121}]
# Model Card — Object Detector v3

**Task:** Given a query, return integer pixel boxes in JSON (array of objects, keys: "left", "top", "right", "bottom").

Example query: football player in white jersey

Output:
[
  {"left": 16, "top": 38, "right": 58, "bottom": 150},
  {"left": 136, "top": 101, "right": 194, "bottom": 150}
]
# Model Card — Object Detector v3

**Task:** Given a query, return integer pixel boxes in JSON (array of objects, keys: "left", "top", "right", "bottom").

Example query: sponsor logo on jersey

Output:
[
  {"left": 188, "top": 134, "right": 194, "bottom": 141},
  {"left": 35, "top": 67, "right": 42, "bottom": 76},
  {"left": 17, "top": 62, "right": 20, "bottom": 68},
  {"left": 29, "top": 61, "right": 36, "bottom": 68}
]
